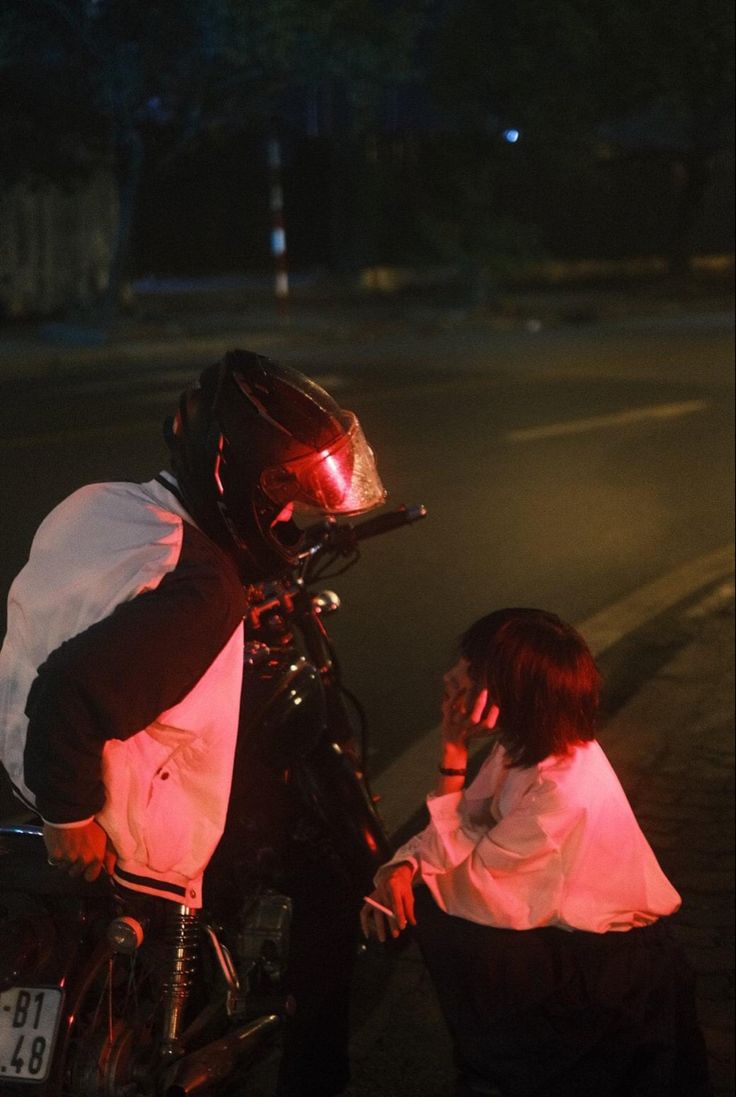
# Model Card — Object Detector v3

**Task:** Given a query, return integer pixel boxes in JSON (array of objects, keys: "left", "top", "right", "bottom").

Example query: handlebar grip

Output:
[
  {"left": 302, "top": 505, "right": 428, "bottom": 556},
  {"left": 351, "top": 504, "right": 428, "bottom": 542}
]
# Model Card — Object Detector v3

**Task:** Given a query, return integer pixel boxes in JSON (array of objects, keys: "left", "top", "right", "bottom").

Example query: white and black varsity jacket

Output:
[{"left": 0, "top": 473, "right": 247, "bottom": 906}]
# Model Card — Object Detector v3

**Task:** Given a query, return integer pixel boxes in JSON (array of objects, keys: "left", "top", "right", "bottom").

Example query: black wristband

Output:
[{"left": 438, "top": 765, "right": 467, "bottom": 777}]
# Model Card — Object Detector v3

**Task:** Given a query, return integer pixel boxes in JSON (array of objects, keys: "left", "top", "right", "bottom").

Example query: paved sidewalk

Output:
[{"left": 341, "top": 582, "right": 735, "bottom": 1097}]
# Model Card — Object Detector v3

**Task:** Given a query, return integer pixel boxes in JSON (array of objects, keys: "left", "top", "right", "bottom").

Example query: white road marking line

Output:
[
  {"left": 373, "top": 543, "right": 735, "bottom": 837},
  {"left": 506, "top": 399, "right": 710, "bottom": 442},
  {"left": 683, "top": 579, "right": 734, "bottom": 620},
  {"left": 578, "top": 544, "right": 734, "bottom": 656}
]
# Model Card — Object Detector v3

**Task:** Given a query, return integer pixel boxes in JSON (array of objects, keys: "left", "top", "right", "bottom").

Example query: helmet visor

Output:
[{"left": 260, "top": 412, "right": 386, "bottom": 515}]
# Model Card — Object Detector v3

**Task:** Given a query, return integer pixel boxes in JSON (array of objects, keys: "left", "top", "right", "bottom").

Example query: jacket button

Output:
[{"left": 160, "top": 771, "right": 170, "bottom": 780}]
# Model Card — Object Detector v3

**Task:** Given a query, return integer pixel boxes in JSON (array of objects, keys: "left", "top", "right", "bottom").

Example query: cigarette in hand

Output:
[{"left": 362, "top": 895, "right": 397, "bottom": 920}]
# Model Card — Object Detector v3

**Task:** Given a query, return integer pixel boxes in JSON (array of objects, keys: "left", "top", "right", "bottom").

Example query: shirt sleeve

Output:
[
  {"left": 23, "top": 524, "right": 247, "bottom": 824},
  {"left": 410, "top": 778, "right": 583, "bottom": 927}
]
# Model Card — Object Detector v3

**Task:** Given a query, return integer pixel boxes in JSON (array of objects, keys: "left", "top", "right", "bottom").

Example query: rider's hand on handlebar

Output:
[
  {"left": 43, "top": 819, "right": 117, "bottom": 882},
  {"left": 360, "top": 862, "right": 416, "bottom": 943}
]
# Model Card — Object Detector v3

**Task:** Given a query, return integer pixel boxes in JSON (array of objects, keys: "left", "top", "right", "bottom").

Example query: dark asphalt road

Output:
[
  {"left": 0, "top": 303, "right": 733, "bottom": 1095},
  {"left": 1, "top": 314, "right": 733, "bottom": 772}
]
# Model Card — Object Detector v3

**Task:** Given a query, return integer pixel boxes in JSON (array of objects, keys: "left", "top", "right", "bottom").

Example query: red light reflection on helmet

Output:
[
  {"left": 321, "top": 451, "right": 353, "bottom": 503},
  {"left": 261, "top": 412, "right": 386, "bottom": 515}
]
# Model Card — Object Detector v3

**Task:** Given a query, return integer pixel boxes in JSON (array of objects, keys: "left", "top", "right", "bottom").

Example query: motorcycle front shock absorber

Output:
[{"left": 159, "top": 903, "right": 200, "bottom": 1059}]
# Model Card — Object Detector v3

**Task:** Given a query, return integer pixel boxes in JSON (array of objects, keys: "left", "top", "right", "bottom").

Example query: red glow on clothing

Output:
[
  {"left": 362, "top": 827, "right": 378, "bottom": 854},
  {"left": 213, "top": 434, "right": 226, "bottom": 496}
]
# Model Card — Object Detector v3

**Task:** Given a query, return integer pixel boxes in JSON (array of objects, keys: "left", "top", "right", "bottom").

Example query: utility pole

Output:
[{"left": 267, "top": 136, "right": 289, "bottom": 310}]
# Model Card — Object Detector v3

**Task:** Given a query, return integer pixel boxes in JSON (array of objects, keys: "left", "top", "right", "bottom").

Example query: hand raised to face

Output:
[{"left": 441, "top": 659, "right": 499, "bottom": 748}]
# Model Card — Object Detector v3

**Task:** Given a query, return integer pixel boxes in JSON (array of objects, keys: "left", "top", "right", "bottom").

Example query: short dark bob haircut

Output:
[{"left": 459, "top": 608, "right": 601, "bottom": 768}]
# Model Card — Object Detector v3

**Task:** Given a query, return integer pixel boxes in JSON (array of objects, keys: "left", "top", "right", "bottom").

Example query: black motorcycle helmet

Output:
[{"left": 164, "top": 349, "right": 386, "bottom": 581}]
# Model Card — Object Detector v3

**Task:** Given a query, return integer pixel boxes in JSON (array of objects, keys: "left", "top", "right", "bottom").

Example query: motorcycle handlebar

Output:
[
  {"left": 304, "top": 504, "right": 428, "bottom": 555},
  {"left": 350, "top": 503, "right": 428, "bottom": 542}
]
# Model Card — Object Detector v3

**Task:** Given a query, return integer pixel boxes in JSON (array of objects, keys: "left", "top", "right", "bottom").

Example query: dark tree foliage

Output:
[
  {"left": 0, "top": 0, "right": 421, "bottom": 309},
  {"left": 1, "top": 0, "right": 731, "bottom": 294},
  {"left": 425, "top": 0, "right": 734, "bottom": 272},
  {"left": 0, "top": 3, "right": 108, "bottom": 186},
  {"left": 596, "top": 0, "right": 735, "bottom": 272}
]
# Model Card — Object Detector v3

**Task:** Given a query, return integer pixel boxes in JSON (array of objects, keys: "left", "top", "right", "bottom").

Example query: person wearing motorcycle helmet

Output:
[
  {"left": 0, "top": 347, "right": 385, "bottom": 895},
  {"left": 0, "top": 351, "right": 386, "bottom": 1097},
  {"left": 164, "top": 348, "right": 386, "bottom": 582}
]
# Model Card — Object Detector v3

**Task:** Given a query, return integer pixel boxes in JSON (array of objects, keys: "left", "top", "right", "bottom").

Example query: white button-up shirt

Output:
[{"left": 378, "top": 739, "right": 681, "bottom": 933}]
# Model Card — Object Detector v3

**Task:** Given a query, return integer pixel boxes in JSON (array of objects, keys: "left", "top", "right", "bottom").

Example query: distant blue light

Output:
[
  {"left": 271, "top": 228, "right": 286, "bottom": 257},
  {"left": 503, "top": 129, "right": 520, "bottom": 144}
]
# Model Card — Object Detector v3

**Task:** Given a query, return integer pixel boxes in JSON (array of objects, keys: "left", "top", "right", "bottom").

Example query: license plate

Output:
[{"left": 0, "top": 987, "right": 63, "bottom": 1083}]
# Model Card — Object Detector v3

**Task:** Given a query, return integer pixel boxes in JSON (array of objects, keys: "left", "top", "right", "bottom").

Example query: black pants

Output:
[
  {"left": 206, "top": 750, "right": 361, "bottom": 1097},
  {"left": 273, "top": 871, "right": 357, "bottom": 1097},
  {"left": 413, "top": 885, "right": 712, "bottom": 1097}
]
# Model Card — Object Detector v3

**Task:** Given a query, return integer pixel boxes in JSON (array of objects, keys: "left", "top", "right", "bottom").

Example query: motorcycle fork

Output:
[{"left": 159, "top": 903, "right": 201, "bottom": 1060}]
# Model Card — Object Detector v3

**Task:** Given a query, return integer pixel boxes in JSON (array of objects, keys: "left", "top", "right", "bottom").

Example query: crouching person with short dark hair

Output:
[{"left": 361, "top": 608, "right": 711, "bottom": 1097}]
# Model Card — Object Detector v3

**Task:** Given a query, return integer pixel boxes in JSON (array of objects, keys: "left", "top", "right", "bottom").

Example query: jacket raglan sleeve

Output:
[{"left": 23, "top": 525, "right": 247, "bottom": 824}]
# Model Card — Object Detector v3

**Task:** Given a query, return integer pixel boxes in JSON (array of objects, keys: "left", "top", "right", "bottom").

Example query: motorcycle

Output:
[{"left": 0, "top": 503, "right": 427, "bottom": 1096}]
